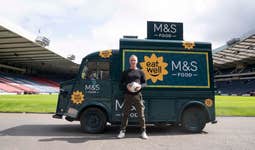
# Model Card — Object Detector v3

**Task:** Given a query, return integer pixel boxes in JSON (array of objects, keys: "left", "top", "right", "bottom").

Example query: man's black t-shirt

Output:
[{"left": 120, "top": 68, "right": 146, "bottom": 94}]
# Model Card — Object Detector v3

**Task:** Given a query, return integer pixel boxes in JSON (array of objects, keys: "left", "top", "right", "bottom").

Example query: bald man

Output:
[{"left": 117, "top": 55, "right": 148, "bottom": 139}]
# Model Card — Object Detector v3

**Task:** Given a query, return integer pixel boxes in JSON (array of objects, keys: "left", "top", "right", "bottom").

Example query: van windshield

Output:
[{"left": 81, "top": 61, "right": 110, "bottom": 80}]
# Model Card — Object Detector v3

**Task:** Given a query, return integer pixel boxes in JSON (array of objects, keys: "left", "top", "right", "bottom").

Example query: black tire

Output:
[
  {"left": 181, "top": 107, "right": 207, "bottom": 133},
  {"left": 80, "top": 107, "right": 107, "bottom": 133}
]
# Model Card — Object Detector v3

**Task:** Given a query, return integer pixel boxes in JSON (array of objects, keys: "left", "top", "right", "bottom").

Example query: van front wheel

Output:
[
  {"left": 181, "top": 107, "right": 206, "bottom": 133},
  {"left": 80, "top": 107, "right": 106, "bottom": 133}
]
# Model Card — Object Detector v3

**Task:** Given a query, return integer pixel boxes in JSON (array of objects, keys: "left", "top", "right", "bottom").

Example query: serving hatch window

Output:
[{"left": 81, "top": 61, "right": 110, "bottom": 80}]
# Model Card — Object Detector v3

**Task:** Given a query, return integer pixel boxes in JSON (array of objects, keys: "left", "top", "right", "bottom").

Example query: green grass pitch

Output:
[
  {"left": 215, "top": 96, "right": 255, "bottom": 116},
  {"left": 0, "top": 94, "right": 58, "bottom": 113}
]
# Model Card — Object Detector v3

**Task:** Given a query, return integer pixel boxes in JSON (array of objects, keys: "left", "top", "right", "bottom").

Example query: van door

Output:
[
  {"left": 73, "top": 60, "right": 112, "bottom": 133},
  {"left": 67, "top": 60, "right": 111, "bottom": 118},
  {"left": 81, "top": 60, "right": 111, "bottom": 100}
]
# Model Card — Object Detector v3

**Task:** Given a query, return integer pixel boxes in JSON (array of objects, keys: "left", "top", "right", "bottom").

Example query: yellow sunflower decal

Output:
[
  {"left": 205, "top": 98, "right": 213, "bottom": 107},
  {"left": 99, "top": 50, "right": 112, "bottom": 58},
  {"left": 71, "top": 90, "right": 84, "bottom": 105},
  {"left": 182, "top": 41, "right": 195, "bottom": 50},
  {"left": 140, "top": 53, "right": 168, "bottom": 83}
]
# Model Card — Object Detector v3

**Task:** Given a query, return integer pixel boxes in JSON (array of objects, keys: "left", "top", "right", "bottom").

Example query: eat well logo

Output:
[{"left": 140, "top": 53, "right": 168, "bottom": 83}]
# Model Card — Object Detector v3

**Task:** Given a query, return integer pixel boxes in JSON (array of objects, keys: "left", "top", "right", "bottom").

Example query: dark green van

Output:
[{"left": 53, "top": 38, "right": 216, "bottom": 133}]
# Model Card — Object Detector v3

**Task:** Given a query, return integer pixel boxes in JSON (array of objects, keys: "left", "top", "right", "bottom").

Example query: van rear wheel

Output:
[
  {"left": 181, "top": 107, "right": 206, "bottom": 133},
  {"left": 80, "top": 107, "right": 106, "bottom": 133}
]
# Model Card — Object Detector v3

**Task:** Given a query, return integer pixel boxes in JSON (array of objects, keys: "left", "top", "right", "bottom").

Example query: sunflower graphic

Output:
[
  {"left": 71, "top": 90, "right": 85, "bottom": 105},
  {"left": 140, "top": 53, "right": 168, "bottom": 83},
  {"left": 99, "top": 50, "right": 112, "bottom": 58},
  {"left": 182, "top": 41, "right": 195, "bottom": 50}
]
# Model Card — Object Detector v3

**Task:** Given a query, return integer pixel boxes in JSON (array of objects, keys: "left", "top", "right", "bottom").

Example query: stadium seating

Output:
[
  {"left": 30, "top": 76, "right": 60, "bottom": 88},
  {"left": 215, "top": 79, "right": 255, "bottom": 95},
  {"left": 215, "top": 63, "right": 255, "bottom": 96},
  {"left": 0, "top": 89, "right": 6, "bottom": 93},
  {"left": 0, "top": 76, "right": 38, "bottom": 93},
  {"left": 0, "top": 82, "right": 23, "bottom": 94},
  {"left": 0, "top": 72, "right": 60, "bottom": 94}
]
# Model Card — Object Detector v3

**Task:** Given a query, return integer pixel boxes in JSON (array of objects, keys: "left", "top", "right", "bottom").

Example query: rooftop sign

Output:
[{"left": 147, "top": 21, "right": 183, "bottom": 40}]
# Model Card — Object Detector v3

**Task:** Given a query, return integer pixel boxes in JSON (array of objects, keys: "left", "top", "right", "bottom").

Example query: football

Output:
[{"left": 127, "top": 82, "right": 141, "bottom": 93}]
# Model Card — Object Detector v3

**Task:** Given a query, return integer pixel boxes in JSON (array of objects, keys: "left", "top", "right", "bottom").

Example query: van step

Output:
[
  {"left": 65, "top": 116, "right": 74, "bottom": 122},
  {"left": 52, "top": 114, "right": 63, "bottom": 119},
  {"left": 211, "top": 120, "right": 217, "bottom": 124}
]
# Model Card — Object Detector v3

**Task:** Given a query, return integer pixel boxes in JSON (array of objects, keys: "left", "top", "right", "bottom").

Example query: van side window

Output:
[
  {"left": 97, "top": 62, "right": 110, "bottom": 80},
  {"left": 81, "top": 61, "right": 109, "bottom": 80}
]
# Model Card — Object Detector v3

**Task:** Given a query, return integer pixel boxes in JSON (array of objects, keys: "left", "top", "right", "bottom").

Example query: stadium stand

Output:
[
  {"left": 0, "top": 71, "right": 61, "bottom": 94},
  {"left": 213, "top": 30, "right": 255, "bottom": 96},
  {"left": 0, "top": 74, "right": 37, "bottom": 94},
  {"left": 216, "top": 80, "right": 255, "bottom": 95},
  {"left": 0, "top": 81, "right": 23, "bottom": 94},
  {"left": 0, "top": 19, "right": 79, "bottom": 94},
  {"left": 30, "top": 76, "right": 59, "bottom": 88}
]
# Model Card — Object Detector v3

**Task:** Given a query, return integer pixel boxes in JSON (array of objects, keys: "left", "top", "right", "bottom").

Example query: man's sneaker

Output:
[
  {"left": 141, "top": 131, "right": 148, "bottom": 139},
  {"left": 117, "top": 130, "right": 125, "bottom": 139}
]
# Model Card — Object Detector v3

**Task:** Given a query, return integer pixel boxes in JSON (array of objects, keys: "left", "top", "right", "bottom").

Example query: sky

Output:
[{"left": 0, "top": 0, "right": 254, "bottom": 64}]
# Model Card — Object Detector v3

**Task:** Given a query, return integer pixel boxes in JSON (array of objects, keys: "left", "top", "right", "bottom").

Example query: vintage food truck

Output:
[{"left": 53, "top": 21, "right": 216, "bottom": 133}]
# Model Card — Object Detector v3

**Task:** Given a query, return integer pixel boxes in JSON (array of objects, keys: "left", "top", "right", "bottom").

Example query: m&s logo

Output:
[{"left": 140, "top": 53, "right": 168, "bottom": 83}]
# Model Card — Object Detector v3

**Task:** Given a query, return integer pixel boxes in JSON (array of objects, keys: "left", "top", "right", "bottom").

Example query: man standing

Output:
[{"left": 117, "top": 55, "right": 148, "bottom": 139}]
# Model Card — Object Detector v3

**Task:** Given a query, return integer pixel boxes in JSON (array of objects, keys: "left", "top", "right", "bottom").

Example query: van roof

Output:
[
  {"left": 82, "top": 49, "right": 119, "bottom": 60},
  {"left": 120, "top": 38, "right": 212, "bottom": 51}
]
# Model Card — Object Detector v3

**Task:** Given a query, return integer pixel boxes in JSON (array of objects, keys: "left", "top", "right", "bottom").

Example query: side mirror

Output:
[
  {"left": 81, "top": 66, "right": 88, "bottom": 79},
  {"left": 60, "top": 89, "right": 68, "bottom": 97}
]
